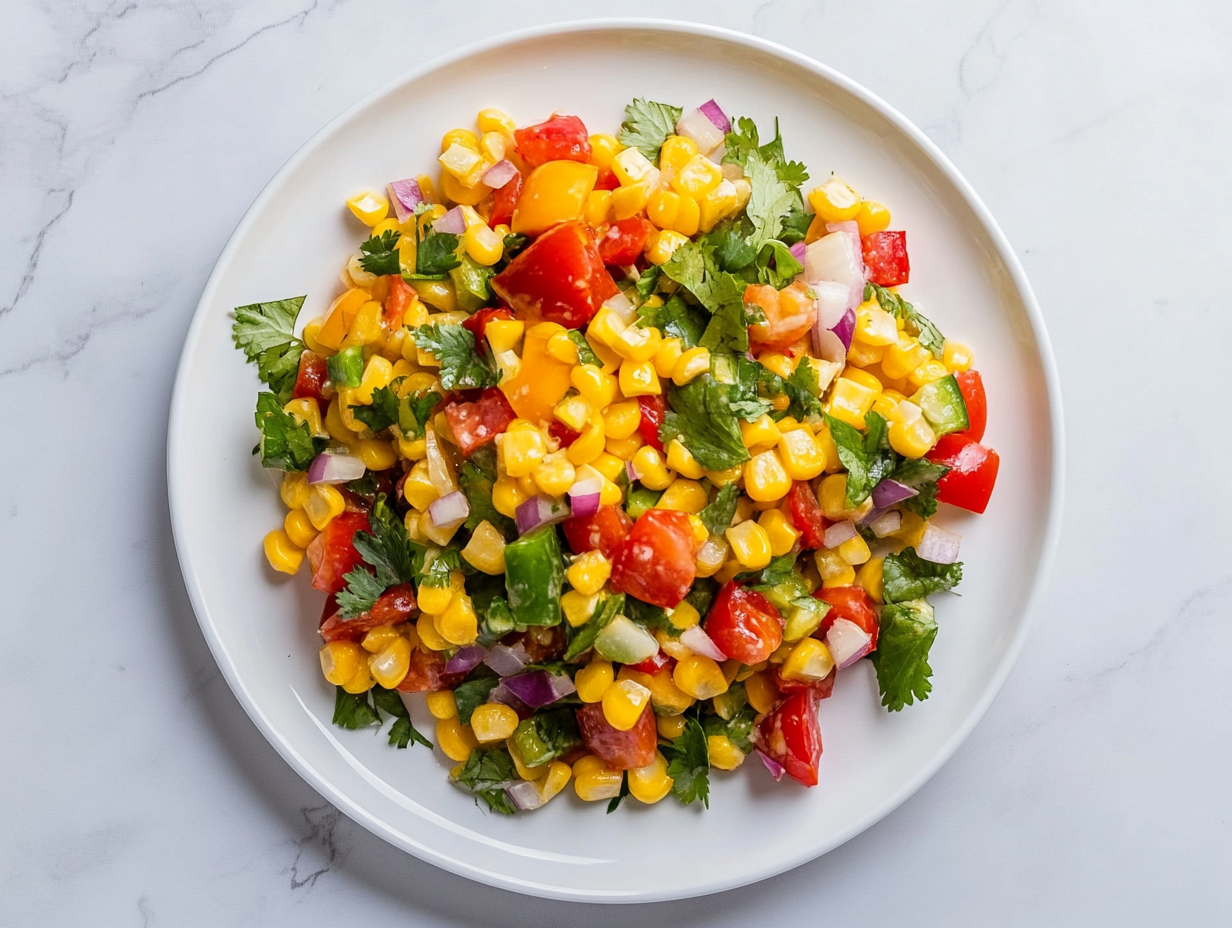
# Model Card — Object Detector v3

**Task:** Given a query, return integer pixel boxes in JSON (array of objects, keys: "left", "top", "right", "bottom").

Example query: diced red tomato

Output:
[
  {"left": 383, "top": 276, "right": 415, "bottom": 330},
  {"left": 814, "top": 586, "right": 879, "bottom": 650},
  {"left": 548, "top": 419, "right": 580, "bottom": 448},
  {"left": 444, "top": 387, "right": 517, "bottom": 456},
  {"left": 488, "top": 173, "right": 523, "bottom": 229},
  {"left": 954, "top": 370, "right": 987, "bottom": 442},
  {"left": 306, "top": 511, "right": 370, "bottom": 594},
  {"left": 575, "top": 701, "right": 657, "bottom": 770},
  {"left": 396, "top": 647, "right": 466, "bottom": 693},
  {"left": 598, "top": 218, "right": 654, "bottom": 266},
  {"left": 704, "top": 582, "right": 784, "bottom": 665},
  {"left": 626, "top": 649, "right": 674, "bottom": 676},
  {"left": 461, "top": 306, "right": 514, "bottom": 341},
  {"left": 292, "top": 350, "right": 328, "bottom": 403},
  {"left": 319, "top": 593, "right": 338, "bottom": 628},
  {"left": 593, "top": 167, "right": 620, "bottom": 191},
  {"left": 561, "top": 504, "right": 632, "bottom": 559},
  {"left": 319, "top": 583, "right": 417, "bottom": 642},
  {"left": 926, "top": 433, "right": 1000, "bottom": 514},
  {"left": 513, "top": 114, "right": 591, "bottom": 167},
  {"left": 636, "top": 394, "right": 666, "bottom": 452},
  {"left": 771, "top": 664, "right": 836, "bottom": 701},
  {"left": 753, "top": 691, "right": 822, "bottom": 787},
  {"left": 786, "top": 481, "right": 828, "bottom": 549},
  {"left": 610, "top": 509, "right": 697, "bottom": 609},
  {"left": 861, "top": 230, "right": 910, "bottom": 287},
  {"left": 491, "top": 221, "right": 618, "bottom": 329}
]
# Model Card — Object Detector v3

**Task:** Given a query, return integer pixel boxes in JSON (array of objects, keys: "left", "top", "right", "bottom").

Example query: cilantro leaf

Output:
[
  {"left": 882, "top": 548, "right": 963, "bottom": 603},
  {"left": 332, "top": 686, "right": 380, "bottom": 729},
  {"left": 352, "top": 383, "right": 401, "bottom": 433},
  {"left": 703, "top": 701, "right": 757, "bottom": 754},
  {"left": 459, "top": 445, "right": 516, "bottom": 538},
  {"left": 564, "top": 592, "right": 624, "bottom": 661},
  {"left": 453, "top": 676, "right": 501, "bottom": 726},
  {"left": 232, "top": 296, "right": 306, "bottom": 402},
  {"left": 663, "top": 717, "right": 711, "bottom": 808},
  {"left": 334, "top": 565, "right": 392, "bottom": 619},
  {"left": 866, "top": 282, "right": 946, "bottom": 359},
  {"left": 607, "top": 773, "right": 631, "bottom": 814},
  {"left": 869, "top": 599, "right": 938, "bottom": 711},
  {"left": 892, "top": 457, "right": 950, "bottom": 519},
  {"left": 398, "top": 388, "right": 442, "bottom": 440},
  {"left": 501, "top": 233, "right": 530, "bottom": 260},
  {"left": 739, "top": 554, "right": 800, "bottom": 590},
  {"left": 661, "top": 242, "right": 757, "bottom": 354},
  {"left": 660, "top": 375, "right": 752, "bottom": 471},
  {"left": 416, "top": 227, "right": 462, "bottom": 277},
  {"left": 636, "top": 293, "right": 708, "bottom": 348},
  {"left": 412, "top": 323, "right": 499, "bottom": 390},
  {"left": 359, "top": 229, "right": 402, "bottom": 276},
  {"left": 745, "top": 150, "right": 799, "bottom": 252},
  {"left": 618, "top": 98, "right": 682, "bottom": 161},
  {"left": 566, "top": 329, "right": 602, "bottom": 367},
  {"left": 724, "top": 116, "right": 809, "bottom": 188},
  {"left": 350, "top": 496, "right": 424, "bottom": 586},
  {"left": 452, "top": 747, "right": 517, "bottom": 815},
  {"left": 371, "top": 686, "right": 431, "bottom": 748},
  {"left": 702, "top": 217, "right": 758, "bottom": 272},
  {"left": 254, "top": 392, "right": 325, "bottom": 471},
  {"left": 698, "top": 482, "right": 739, "bottom": 536},
  {"left": 757, "top": 357, "right": 823, "bottom": 421},
  {"left": 419, "top": 547, "right": 462, "bottom": 588},
  {"left": 825, "top": 411, "right": 898, "bottom": 507},
  {"left": 754, "top": 240, "right": 803, "bottom": 289},
  {"left": 634, "top": 265, "right": 661, "bottom": 303}
]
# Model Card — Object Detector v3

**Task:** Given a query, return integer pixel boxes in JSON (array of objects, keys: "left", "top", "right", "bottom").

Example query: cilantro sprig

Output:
[
  {"left": 663, "top": 717, "right": 711, "bottom": 807},
  {"left": 232, "top": 296, "right": 306, "bottom": 402},
  {"left": 411, "top": 323, "right": 499, "bottom": 390},
  {"left": 618, "top": 98, "right": 682, "bottom": 161},
  {"left": 882, "top": 548, "right": 963, "bottom": 603},
  {"left": 697, "top": 482, "right": 739, "bottom": 536},
  {"left": 869, "top": 599, "right": 938, "bottom": 711},
  {"left": 253, "top": 392, "right": 324, "bottom": 471},
  {"left": 866, "top": 282, "right": 946, "bottom": 359},
  {"left": 660, "top": 374, "right": 752, "bottom": 471},
  {"left": 359, "top": 229, "right": 402, "bottom": 276},
  {"left": 452, "top": 747, "right": 517, "bottom": 815},
  {"left": 825, "top": 411, "right": 897, "bottom": 507}
]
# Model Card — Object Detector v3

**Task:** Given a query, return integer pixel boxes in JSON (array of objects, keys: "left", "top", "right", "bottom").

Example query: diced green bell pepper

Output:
[
  {"left": 326, "top": 343, "right": 364, "bottom": 388},
  {"left": 511, "top": 708, "right": 580, "bottom": 767},
  {"left": 911, "top": 374, "right": 969, "bottom": 437},
  {"left": 503, "top": 526, "right": 563, "bottom": 626},
  {"left": 449, "top": 256, "right": 497, "bottom": 313}
]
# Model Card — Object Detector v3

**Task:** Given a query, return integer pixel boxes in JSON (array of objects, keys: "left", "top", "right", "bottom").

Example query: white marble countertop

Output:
[{"left": 3, "top": 1, "right": 1229, "bottom": 924}]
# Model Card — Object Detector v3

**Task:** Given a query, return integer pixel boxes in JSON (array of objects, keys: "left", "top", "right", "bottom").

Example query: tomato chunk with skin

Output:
[
  {"left": 927, "top": 433, "right": 1000, "bottom": 514},
  {"left": 786, "top": 481, "right": 828, "bottom": 549},
  {"left": 593, "top": 166, "right": 621, "bottom": 191},
  {"left": 382, "top": 275, "right": 415, "bottom": 330},
  {"left": 753, "top": 691, "right": 822, "bottom": 786},
  {"left": 576, "top": 701, "right": 657, "bottom": 770},
  {"left": 397, "top": 647, "right": 466, "bottom": 693},
  {"left": 319, "top": 583, "right": 417, "bottom": 642},
  {"left": 704, "top": 581, "right": 784, "bottom": 665},
  {"left": 488, "top": 173, "right": 523, "bottom": 229},
  {"left": 461, "top": 306, "right": 514, "bottom": 341},
  {"left": 598, "top": 218, "right": 654, "bottom": 266},
  {"left": 861, "top": 230, "right": 910, "bottom": 286},
  {"left": 626, "top": 649, "right": 674, "bottom": 676},
  {"left": 514, "top": 114, "right": 592, "bottom": 167},
  {"left": 954, "top": 369, "right": 987, "bottom": 443},
  {"left": 561, "top": 505, "right": 632, "bottom": 559},
  {"left": 636, "top": 394, "right": 666, "bottom": 452},
  {"left": 491, "top": 221, "right": 618, "bottom": 329},
  {"left": 306, "top": 511, "right": 370, "bottom": 594},
  {"left": 444, "top": 387, "right": 517, "bottom": 456},
  {"left": 610, "top": 509, "right": 697, "bottom": 609},
  {"left": 772, "top": 664, "right": 836, "bottom": 700},
  {"left": 292, "top": 350, "right": 328, "bottom": 403},
  {"left": 814, "top": 586, "right": 879, "bottom": 650},
  {"left": 548, "top": 419, "right": 580, "bottom": 449}
]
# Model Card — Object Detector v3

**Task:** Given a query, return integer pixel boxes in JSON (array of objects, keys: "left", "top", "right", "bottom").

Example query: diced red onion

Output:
[
  {"left": 445, "top": 644, "right": 487, "bottom": 674},
  {"left": 823, "top": 520, "right": 857, "bottom": 549},
  {"left": 674, "top": 106, "right": 727, "bottom": 154},
  {"left": 872, "top": 478, "right": 919, "bottom": 510},
  {"left": 868, "top": 510, "right": 903, "bottom": 538},
  {"left": 804, "top": 230, "right": 865, "bottom": 317},
  {"left": 789, "top": 241, "right": 807, "bottom": 264},
  {"left": 505, "top": 779, "right": 546, "bottom": 812},
  {"left": 306, "top": 451, "right": 366, "bottom": 485},
  {"left": 830, "top": 307, "right": 856, "bottom": 352},
  {"left": 825, "top": 617, "right": 872, "bottom": 668},
  {"left": 812, "top": 280, "right": 850, "bottom": 330},
  {"left": 501, "top": 671, "right": 577, "bottom": 708},
  {"left": 515, "top": 495, "right": 571, "bottom": 536},
  {"left": 481, "top": 159, "right": 518, "bottom": 189},
  {"left": 387, "top": 178, "right": 423, "bottom": 223},
  {"left": 756, "top": 749, "right": 785, "bottom": 781},
  {"left": 625, "top": 459, "right": 640, "bottom": 483},
  {"left": 484, "top": 642, "right": 530, "bottom": 677},
  {"left": 698, "top": 99, "right": 731, "bottom": 133},
  {"left": 917, "top": 523, "right": 962, "bottom": 564},
  {"left": 681, "top": 625, "right": 727, "bottom": 661},
  {"left": 567, "top": 479, "right": 602, "bottom": 520},
  {"left": 487, "top": 683, "right": 530, "bottom": 715},
  {"left": 435, "top": 206, "right": 466, "bottom": 235},
  {"left": 427, "top": 491, "right": 470, "bottom": 531},
  {"left": 811, "top": 329, "right": 845, "bottom": 365}
]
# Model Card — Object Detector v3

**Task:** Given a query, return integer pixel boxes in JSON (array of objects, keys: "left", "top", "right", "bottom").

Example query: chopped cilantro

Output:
[
  {"left": 459, "top": 445, "right": 516, "bottom": 539},
  {"left": 744, "top": 150, "right": 801, "bottom": 253},
  {"left": 882, "top": 548, "right": 963, "bottom": 603},
  {"left": 359, "top": 229, "right": 402, "bottom": 276},
  {"left": 607, "top": 773, "right": 631, "bottom": 814},
  {"left": 698, "top": 482, "right": 739, "bottom": 535},
  {"left": 869, "top": 599, "right": 938, "bottom": 711},
  {"left": 452, "top": 676, "right": 501, "bottom": 726},
  {"left": 618, "top": 98, "right": 682, "bottom": 161},
  {"left": 724, "top": 116, "right": 809, "bottom": 188},
  {"left": 663, "top": 717, "right": 711, "bottom": 807},
  {"left": 740, "top": 554, "right": 800, "bottom": 590},
  {"left": 412, "top": 323, "right": 499, "bottom": 390},
  {"left": 352, "top": 383, "right": 401, "bottom": 433},
  {"left": 332, "top": 686, "right": 380, "bottom": 730},
  {"left": 501, "top": 233, "right": 530, "bottom": 260},
  {"left": 684, "top": 578, "right": 718, "bottom": 618},
  {"left": 566, "top": 329, "right": 602, "bottom": 367},
  {"left": 334, "top": 565, "right": 392, "bottom": 619},
  {"left": 349, "top": 496, "right": 424, "bottom": 588},
  {"left": 703, "top": 703, "right": 757, "bottom": 754},
  {"left": 419, "top": 547, "right": 462, "bottom": 588},
  {"left": 415, "top": 227, "right": 462, "bottom": 277},
  {"left": 866, "top": 282, "right": 946, "bottom": 359},
  {"left": 564, "top": 593, "right": 624, "bottom": 661},
  {"left": 825, "top": 411, "right": 897, "bottom": 507},
  {"left": 636, "top": 293, "right": 708, "bottom": 348},
  {"left": 398, "top": 388, "right": 442, "bottom": 440},
  {"left": 660, "top": 242, "right": 753, "bottom": 354},
  {"left": 452, "top": 748, "right": 517, "bottom": 815},
  {"left": 892, "top": 457, "right": 950, "bottom": 519},
  {"left": 660, "top": 374, "right": 752, "bottom": 471},
  {"left": 702, "top": 217, "right": 758, "bottom": 272},
  {"left": 371, "top": 686, "right": 431, "bottom": 749},
  {"left": 231, "top": 296, "right": 306, "bottom": 402},
  {"left": 253, "top": 392, "right": 325, "bottom": 471},
  {"left": 754, "top": 240, "right": 803, "bottom": 289},
  {"left": 634, "top": 265, "right": 661, "bottom": 303}
]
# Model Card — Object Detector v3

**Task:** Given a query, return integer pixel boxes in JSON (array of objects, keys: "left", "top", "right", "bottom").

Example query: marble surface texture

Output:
[{"left": 2, "top": 1, "right": 1229, "bottom": 924}]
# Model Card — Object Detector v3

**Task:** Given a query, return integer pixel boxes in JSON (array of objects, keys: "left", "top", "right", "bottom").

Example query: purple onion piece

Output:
[
  {"left": 515, "top": 495, "right": 570, "bottom": 536},
  {"left": 505, "top": 780, "right": 545, "bottom": 812},
  {"left": 487, "top": 683, "right": 530, "bottom": 716},
  {"left": 825, "top": 219, "right": 860, "bottom": 237},
  {"left": 789, "top": 240, "right": 807, "bottom": 264},
  {"left": 483, "top": 642, "right": 529, "bottom": 677},
  {"left": 388, "top": 178, "right": 423, "bottom": 222},
  {"left": 829, "top": 307, "right": 856, "bottom": 351},
  {"left": 698, "top": 98, "right": 731, "bottom": 133},
  {"left": 823, "top": 519, "right": 858, "bottom": 549},
  {"left": 500, "top": 671, "right": 577, "bottom": 709},
  {"left": 481, "top": 159, "right": 518, "bottom": 189},
  {"left": 871, "top": 478, "right": 919, "bottom": 510},
  {"left": 434, "top": 206, "right": 466, "bottom": 235},
  {"left": 445, "top": 644, "right": 487, "bottom": 675},
  {"left": 306, "top": 451, "right": 366, "bottom": 485},
  {"left": 756, "top": 749, "right": 785, "bottom": 781}
]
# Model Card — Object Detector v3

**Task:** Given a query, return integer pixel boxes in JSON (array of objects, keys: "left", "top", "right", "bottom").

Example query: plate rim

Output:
[{"left": 167, "top": 18, "right": 1065, "bottom": 903}]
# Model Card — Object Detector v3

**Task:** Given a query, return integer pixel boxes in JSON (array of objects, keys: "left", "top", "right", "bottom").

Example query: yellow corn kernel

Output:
[
  {"left": 663, "top": 602, "right": 700, "bottom": 635},
  {"left": 673, "top": 654, "right": 729, "bottom": 700},
  {"left": 283, "top": 397, "right": 327, "bottom": 439},
  {"left": 856, "top": 556, "right": 885, "bottom": 603},
  {"left": 603, "top": 433, "right": 642, "bottom": 461},
  {"left": 628, "top": 751, "right": 674, "bottom": 804},
  {"left": 477, "top": 108, "right": 515, "bottom": 134},
  {"left": 707, "top": 734, "right": 746, "bottom": 771},
  {"left": 672, "top": 194, "right": 701, "bottom": 236},
  {"left": 436, "top": 716, "right": 478, "bottom": 763},
  {"left": 611, "top": 323, "right": 662, "bottom": 363},
  {"left": 460, "top": 520, "right": 506, "bottom": 575},
  {"left": 894, "top": 511, "right": 927, "bottom": 549},
  {"left": 566, "top": 550, "right": 611, "bottom": 597},
  {"left": 360, "top": 624, "right": 401, "bottom": 654},
  {"left": 734, "top": 496, "right": 756, "bottom": 524},
  {"left": 533, "top": 451, "right": 576, "bottom": 497},
  {"left": 882, "top": 335, "right": 931, "bottom": 380},
  {"left": 576, "top": 659, "right": 615, "bottom": 703},
  {"left": 573, "top": 755, "right": 624, "bottom": 801},
  {"left": 601, "top": 678, "right": 652, "bottom": 731},
  {"left": 758, "top": 508, "right": 802, "bottom": 557},
  {"left": 776, "top": 429, "right": 826, "bottom": 482},
  {"left": 536, "top": 759, "right": 573, "bottom": 805},
  {"left": 827, "top": 377, "right": 879, "bottom": 430},
  {"left": 697, "top": 179, "right": 738, "bottom": 232},
  {"left": 647, "top": 188, "right": 681, "bottom": 229},
  {"left": 822, "top": 563, "right": 857, "bottom": 587},
  {"left": 399, "top": 461, "right": 437, "bottom": 513},
  {"left": 704, "top": 466, "right": 743, "bottom": 487},
  {"left": 684, "top": 516, "right": 708, "bottom": 550},
  {"left": 671, "top": 153, "right": 723, "bottom": 197},
  {"left": 672, "top": 346, "right": 711, "bottom": 385},
  {"left": 440, "top": 128, "right": 480, "bottom": 153},
  {"left": 490, "top": 476, "right": 529, "bottom": 520},
  {"left": 319, "top": 640, "right": 365, "bottom": 686},
  {"left": 368, "top": 636, "right": 412, "bottom": 689},
  {"left": 657, "top": 715, "right": 688, "bottom": 740},
  {"left": 462, "top": 222, "right": 504, "bottom": 266},
  {"left": 540, "top": 331, "right": 577, "bottom": 367},
  {"left": 808, "top": 176, "right": 861, "bottom": 222},
  {"left": 499, "top": 427, "right": 547, "bottom": 478},
  {"left": 341, "top": 659, "right": 375, "bottom": 694},
  {"left": 630, "top": 445, "right": 672, "bottom": 490},
  {"left": 837, "top": 533, "right": 871, "bottom": 567},
  {"left": 740, "top": 414, "right": 781, "bottom": 454},
  {"left": 302, "top": 317, "right": 326, "bottom": 355},
  {"left": 599, "top": 399, "right": 639, "bottom": 440},
  {"left": 908, "top": 359, "right": 949, "bottom": 391},
  {"left": 695, "top": 536, "right": 729, "bottom": 577},
  {"left": 725, "top": 519, "right": 773, "bottom": 570},
  {"left": 855, "top": 199, "right": 892, "bottom": 236},
  {"left": 612, "top": 146, "right": 656, "bottom": 185},
  {"left": 652, "top": 337, "right": 684, "bottom": 380},
  {"left": 759, "top": 351, "right": 795, "bottom": 379},
  {"left": 644, "top": 229, "right": 689, "bottom": 266},
  {"left": 352, "top": 438, "right": 397, "bottom": 472},
  {"left": 526, "top": 321, "right": 566, "bottom": 342},
  {"left": 657, "top": 477, "right": 708, "bottom": 514},
  {"left": 303, "top": 484, "right": 346, "bottom": 531},
  {"left": 610, "top": 181, "right": 652, "bottom": 220},
  {"left": 346, "top": 191, "right": 389, "bottom": 226},
  {"left": 780, "top": 637, "right": 835, "bottom": 683},
  {"left": 817, "top": 474, "right": 852, "bottom": 521},
  {"left": 655, "top": 629, "right": 694, "bottom": 662},
  {"left": 658, "top": 135, "right": 699, "bottom": 172},
  {"left": 423, "top": 690, "right": 457, "bottom": 720},
  {"left": 566, "top": 420, "right": 606, "bottom": 466},
  {"left": 439, "top": 142, "right": 484, "bottom": 184},
  {"left": 283, "top": 509, "right": 318, "bottom": 550},
  {"left": 737, "top": 672, "right": 774, "bottom": 715},
  {"left": 588, "top": 132, "right": 622, "bottom": 168},
  {"left": 561, "top": 590, "right": 600, "bottom": 629},
  {"left": 436, "top": 592, "right": 478, "bottom": 646},
  {"left": 943, "top": 340, "right": 974, "bottom": 373},
  {"left": 586, "top": 306, "right": 627, "bottom": 348},
  {"left": 855, "top": 303, "right": 899, "bottom": 347},
  {"left": 469, "top": 703, "right": 519, "bottom": 743},
  {"left": 743, "top": 450, "right": 792, "bottom": 502},
  {"left": 280, "top": 470, "right": 310, "bottom": 510},
  {"left": 584, "top": 189, "right": 613, "bottom": 225},
  {"left": 887, "top": 400, "right": 936, "bottom": 458},
  {"left": 616, "top": 359, "right": 657, "bottom": 397},
  {"left": 598, "top": 478, "right": 623, "bottom": 508},
  {"left": 570, "top": 364, "right": 619, "bottom": 411},
  {"left": 479, "top": 320, "right": 522, "bottom": 357},
  {"left": 416, "top": 580, "right": 455, "bottom": 618},
  {"left": 871, "top": 392, "right": 899, "bottom": 420},
  {"left": 665, "top": 439, "right": 704, "bottom": 479},
  {"left": 584, "top": 453, "right": 621, "bottom": 486}
]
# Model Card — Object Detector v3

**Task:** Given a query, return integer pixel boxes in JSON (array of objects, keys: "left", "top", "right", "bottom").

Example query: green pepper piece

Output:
[
  {"left": 511, "top": 708, "right": 580, "bottom": 766},
  {"left": 910, "top": 374, "right": 969, "bottom": 437},
  {"left": 326, "top": 343, "right": 364, "bottom": 388},
  {"left": 626, "top": 486, "right": 663, "bottom": 519},
  {"left": 449, "top": 256, "right": 497, "bottom": 313},
  {"left": 503, "top": 526, "right": 564, "bottom": 626}
]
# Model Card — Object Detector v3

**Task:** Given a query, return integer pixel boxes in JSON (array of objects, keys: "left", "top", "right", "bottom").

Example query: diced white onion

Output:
[{"left": 917, "top": 523, "right": 962, "bottom": 564}]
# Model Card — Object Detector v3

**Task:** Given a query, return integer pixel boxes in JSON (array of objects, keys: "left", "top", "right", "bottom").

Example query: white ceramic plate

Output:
[{"left": 168, "top": 20, "right": 1063, "bottom": 903}]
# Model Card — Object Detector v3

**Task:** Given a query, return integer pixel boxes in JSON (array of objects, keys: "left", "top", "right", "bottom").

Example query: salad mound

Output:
[{"left": 232, "top": 98, "right": 1001, "bottom": 814}]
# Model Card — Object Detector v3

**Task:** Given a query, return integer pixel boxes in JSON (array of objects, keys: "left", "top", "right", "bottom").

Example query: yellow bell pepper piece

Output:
[{"left": 511, "top": 161, "right": 598, "bottom": 235}]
